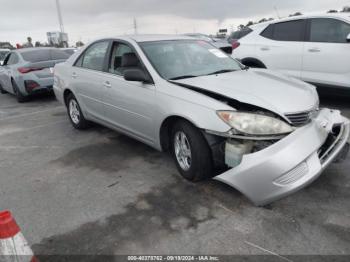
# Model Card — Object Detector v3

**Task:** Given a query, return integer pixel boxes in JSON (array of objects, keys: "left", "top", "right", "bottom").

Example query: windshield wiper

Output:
[
  {"left": 207, "top": 69, "right": 236, "bottom": 75},
  {"left": 168, "top": 75, "right": 197, "bottom": 80}
]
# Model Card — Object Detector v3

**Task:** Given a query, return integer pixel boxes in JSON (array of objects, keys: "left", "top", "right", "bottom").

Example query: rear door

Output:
[
  {"left": 301, "top": 18, "right": 350, "bottom": 87},
  {"left": 102, "top": 40, "right": 156, "bottom": 143},
  {"left": 257, "top": 20, "right": 306, "bottom": 78},
  {"left": 0, "top": 53, "right": 19, "bottom": 92},
  {"left": 71, "top": 40, "right": 111, "bottom": 120}
]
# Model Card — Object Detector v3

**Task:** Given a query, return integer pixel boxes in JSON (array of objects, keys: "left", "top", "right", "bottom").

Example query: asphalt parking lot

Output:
[{"left": 0, "top": 92, "right": 349, "bottom": 259}]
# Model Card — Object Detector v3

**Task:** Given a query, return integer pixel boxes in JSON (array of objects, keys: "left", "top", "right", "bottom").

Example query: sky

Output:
[{"left": 0, "top": 0, "right": 349, "bottom": 46}]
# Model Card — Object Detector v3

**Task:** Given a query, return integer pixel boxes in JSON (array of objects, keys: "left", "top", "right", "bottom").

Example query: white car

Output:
[{"left": 232, "top": 13, "right": 350, "bottom": 94}]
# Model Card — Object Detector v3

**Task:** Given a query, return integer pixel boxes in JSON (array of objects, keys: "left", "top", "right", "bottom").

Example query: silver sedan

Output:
[
  {"left": 53, "top": 35, "right": 350, "bottom": 206},
  {"left": 0, "top": 48, "right": 69, "bottom": 102}
]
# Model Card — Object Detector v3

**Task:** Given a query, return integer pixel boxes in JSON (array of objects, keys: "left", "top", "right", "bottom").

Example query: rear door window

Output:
[
  {"left": 22, "top": 49, "right": 69, "bottom": 62},
  {"left": 261, "top": 20, "right": 305, "bottom": 41},
  {"left": 308, "top": 18, "right": 350, "bottom": 43},
  {"left": 75, "top": 41, "right": 109, "bottom": 71}
]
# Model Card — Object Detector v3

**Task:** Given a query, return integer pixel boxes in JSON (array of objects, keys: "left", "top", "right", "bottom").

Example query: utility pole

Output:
[
  {"left": 274, "top": 6, "right": 281, "bottom": 19},
  {"left": 133, "top": 18, "right": 138, "bottom": 35},
  {"left": 56, "top": 0, "right": 65, "bottom": 32}
]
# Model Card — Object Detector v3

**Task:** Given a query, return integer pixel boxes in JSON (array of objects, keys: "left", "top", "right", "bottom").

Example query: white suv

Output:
[{"left": 233, "top": 14, "right": 350, "bottom": 93}]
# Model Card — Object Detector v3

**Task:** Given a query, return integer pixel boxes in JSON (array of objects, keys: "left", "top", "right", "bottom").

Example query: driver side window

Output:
[{"left": 108, "top": 42, "right": 140, "bottom": 76}]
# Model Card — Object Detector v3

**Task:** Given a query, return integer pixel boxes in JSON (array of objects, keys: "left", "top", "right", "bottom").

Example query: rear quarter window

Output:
[
  {"left": 21, "top": 49, "right": 69, "bottom": 62},
  {"left": 260, "top": 20, "right": 305, "bottom": 41}
]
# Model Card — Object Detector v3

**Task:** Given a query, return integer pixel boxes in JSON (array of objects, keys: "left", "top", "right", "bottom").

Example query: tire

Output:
[
  {"left": 0, "top": 84, "right": 7, "bottom": 94},
  {"left": 171, "top": 120, "right": 213, "bottom": 182},
  {"left": 66, "top": 93, "right": 89, "bottom": 130},
  {"left": 12, "top": 80, "right": 29, "bottom": 103},
  {"left": 242, "top": 59, "right": 266, "bottom": 69}
]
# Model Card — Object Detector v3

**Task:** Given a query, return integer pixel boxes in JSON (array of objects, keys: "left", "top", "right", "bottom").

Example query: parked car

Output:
[
  {"left": 184, "top": 33, "right": 233, "bottom": 54},
  {"left": 0, "top": 47, "right": 70, "bottom": 102},
  {"left": 53, "top": 35, "right": 349, "bottom": 206},
  {"left": 232, "top": 13, "right": 350, "bottom": 95},
  {"left": 227, "top": 28, "right": 253, "bottom": 44},
  {"left": 0, "top": 48, "right": 10, "bottom": 65},
  {"left": 60, "top": 47, "right": 77, "bottom": 56}
]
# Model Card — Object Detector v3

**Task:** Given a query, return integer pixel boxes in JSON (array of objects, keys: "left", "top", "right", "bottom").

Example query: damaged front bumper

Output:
[{"left": 213, "top": 108, "right": 350, "bottom": 206}]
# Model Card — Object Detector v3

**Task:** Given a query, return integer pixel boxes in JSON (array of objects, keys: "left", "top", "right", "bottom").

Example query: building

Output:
[{"left": 47, "top": 31, "right": 69, "bottom": 47}]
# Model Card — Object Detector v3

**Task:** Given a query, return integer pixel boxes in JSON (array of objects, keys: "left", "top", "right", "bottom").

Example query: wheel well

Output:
[
  {"left": 159, "top": 116, "right": 198, "bottom": 152},
  {"left": 241, "top": 58, "right": 266, "bottom": 68},
  {"left": 63, "top": 89, "right": 73, "bottom": 107}
]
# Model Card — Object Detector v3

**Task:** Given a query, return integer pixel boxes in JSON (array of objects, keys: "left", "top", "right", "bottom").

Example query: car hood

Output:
[{"left": 173, "top": 69, "right": 318, "bottom": 118}]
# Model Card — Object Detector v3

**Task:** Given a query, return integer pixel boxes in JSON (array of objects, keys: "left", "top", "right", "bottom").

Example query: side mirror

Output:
[
  {"left": 124, "top": 68, "right": 152, "bottom": 83},
  {"left": 347, "top": 33, "right": 350, "bottom": 43}
]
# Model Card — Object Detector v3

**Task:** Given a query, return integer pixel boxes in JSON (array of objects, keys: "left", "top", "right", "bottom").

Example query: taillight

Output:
[
  {"left": 18, "top": 67, "right": 44, "bottom": 74},
  {"left": 232, "top": 41, "right": 240, "bottom": 50},
  {"left": 24, "top": 80, "right": 40, "bottom": 92}
]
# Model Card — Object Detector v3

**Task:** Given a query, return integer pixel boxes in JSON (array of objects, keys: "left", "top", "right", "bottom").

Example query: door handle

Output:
[
  {"left": 308, "top": 48, "right": 320, "bottom": 53},
  {"left": 260, "top": 47, "right": 270, "bottom": 51},
  {"left": 72, "top": 72, "right": 78, "bottom": 79},
  {"left": 103, "top": 81, "right": 112, "bottom": 88}
]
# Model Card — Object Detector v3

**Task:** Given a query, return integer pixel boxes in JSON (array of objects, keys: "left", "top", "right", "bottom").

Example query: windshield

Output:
[{"left": 139, "top": 40, "right": 242, "bottom": 80}]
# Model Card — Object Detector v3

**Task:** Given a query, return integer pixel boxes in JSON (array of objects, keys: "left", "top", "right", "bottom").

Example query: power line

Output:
[{"left": 133, "top": 18, "right": 138, "bottom": 34}]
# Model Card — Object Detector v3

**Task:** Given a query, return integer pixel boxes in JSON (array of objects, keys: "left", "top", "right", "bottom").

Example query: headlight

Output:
[{"left": 217, "top": 111, "right": 294, "bottom": 136}]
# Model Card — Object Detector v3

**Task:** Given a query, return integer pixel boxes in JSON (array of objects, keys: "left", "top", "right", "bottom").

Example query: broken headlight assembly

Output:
[{"left": 217, "top": 111, "right": 294, "bottom": 136}]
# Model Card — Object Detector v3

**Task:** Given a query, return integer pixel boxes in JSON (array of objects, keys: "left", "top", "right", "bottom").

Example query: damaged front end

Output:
[
  {"left": 205, "top": 108, "right": 350, "bottom": 206},
  {"left": 205, "top": 109, "right": 292, "bottom": 169}
]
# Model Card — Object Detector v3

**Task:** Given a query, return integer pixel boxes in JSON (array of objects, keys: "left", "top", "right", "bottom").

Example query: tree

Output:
[
  {"left": 258, "top": 18, "right": 268, "bottom": 23},
  {"left": 76, "top": 41, "right": 84, "bottom": 47},
  {"left": 246, "top": 21, "right": 254, "bottom": 27},
  {"left": 237, "top": 24, "right": 246, "bottom": 30},
  {"left": 342, "top": 6, "right": 350, "bottom": 12},
  {"left": 289, "top": 12, "right": 302, "bottom": 17},
  {"left": 327, "top": 9, "right": 338, "bottom": 13}
]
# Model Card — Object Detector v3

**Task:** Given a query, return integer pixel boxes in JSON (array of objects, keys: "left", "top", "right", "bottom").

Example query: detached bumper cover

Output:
[{"left": 214, "top": 108, "right": 350, "bottom": 206}]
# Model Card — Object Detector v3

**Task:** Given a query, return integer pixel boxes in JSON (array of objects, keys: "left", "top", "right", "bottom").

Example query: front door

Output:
[
  {"left": 102, "top": 41, "right": 156, "bottom": 143},
  {"left": 301, "top": 18, "right": 350, "bottom": 87}
]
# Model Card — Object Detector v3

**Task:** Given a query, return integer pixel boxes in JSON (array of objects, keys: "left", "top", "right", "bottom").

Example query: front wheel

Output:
[
  {"left": 66, "top": 93, "right": 90, "bottom": 130},
  {"left": 171, "top": 120, "right": 213, "bottom": 182}
]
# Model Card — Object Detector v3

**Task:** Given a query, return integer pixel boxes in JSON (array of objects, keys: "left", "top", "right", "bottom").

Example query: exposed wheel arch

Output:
[
  {"left": 241, "top": 57, "right": 266, "bottom": 69},
  {"left": 63, "top": 89, "right": 73, "bottom": 107},
  {"left": 159, "top": 116, "right": 202, "bottom": 152}
]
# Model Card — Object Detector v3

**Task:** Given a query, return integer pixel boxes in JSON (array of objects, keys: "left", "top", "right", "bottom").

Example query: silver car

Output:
[
  {"left": 53, "top": 35, "right": 350, "bottom": 206},
  {"left": 0, "top": 48, "right": 70, "bottom": 102}
]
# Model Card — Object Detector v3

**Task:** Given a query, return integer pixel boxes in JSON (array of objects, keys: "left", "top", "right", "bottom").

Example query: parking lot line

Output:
[
  {"left": 0, "top": 106, "right": 63, "bottom": 121},
  {"left": 244, "top": 241, "right": 293, "bottom": 262}
]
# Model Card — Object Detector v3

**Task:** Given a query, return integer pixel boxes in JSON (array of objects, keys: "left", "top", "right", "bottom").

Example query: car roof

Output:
[
  {"left": 15, "top": 47, "right": 58, "bottom": 54},
  {"left": 249, "top": 12, "right": 350, "bottom": 29},
  {"left": 107, "top": 34, "right": 196, "bottom": 43}
]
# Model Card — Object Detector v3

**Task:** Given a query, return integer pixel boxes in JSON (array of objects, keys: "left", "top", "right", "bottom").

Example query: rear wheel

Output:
[
  {"left": 171, "top": 120, "right": 213, "bottom": 182},
  {"left": 12, "top": 80, "right": 29, "bottom": 103},
  {"left": 66, "top": 93, "right": 89, "bottom": 130},
  {"left": 0, "top": 84, "right": 7, "bottom": 94}
]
